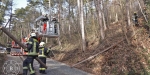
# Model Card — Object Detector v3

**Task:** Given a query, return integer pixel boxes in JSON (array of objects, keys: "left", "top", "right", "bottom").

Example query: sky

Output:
[
  {"left": 12, "top": 0, "right": 27, "bottom": 13},
  {"left": 3, "top": 0, "right": 27, "bottom": 25}
]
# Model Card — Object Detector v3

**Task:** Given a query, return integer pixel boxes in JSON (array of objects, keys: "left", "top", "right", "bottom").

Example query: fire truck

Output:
[
  {"left": 10, "top": 37, "right": 28, "bottom": 56},
  {"left": 11, "top": 41, "right": 21, "bottom": 49}
]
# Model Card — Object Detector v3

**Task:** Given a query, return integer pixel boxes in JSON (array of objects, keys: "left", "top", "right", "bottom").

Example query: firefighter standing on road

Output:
[
  {"left": 38, "top": 42, "right": 50, "bottom": 74},
  {"left": 23, "top": 33, "right": 39, "bottom": 75}
]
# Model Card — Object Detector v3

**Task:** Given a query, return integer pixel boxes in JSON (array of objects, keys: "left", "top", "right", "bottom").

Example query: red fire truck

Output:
[{"left": 11, "top": 41, "right": 21, "bottom": 49}]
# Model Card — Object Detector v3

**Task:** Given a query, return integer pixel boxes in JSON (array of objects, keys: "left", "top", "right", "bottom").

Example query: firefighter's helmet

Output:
[
  {"left": 25, "top": 37, "right": 29, "bottom": 41},
  {"left": 42, "top": 12, "right": 48, "bottom": 17},
  {"left": 134, "top": 12, "right": 137, "bottom": 15},
  {"left": 52, "top": 17, "right": 57, "bottom": 21},
  {"left": 30, "top": 33, "right": 36, "bottom": 37},
  {"left": 40, "top": 42, "right": 45, "bottom": 47}
]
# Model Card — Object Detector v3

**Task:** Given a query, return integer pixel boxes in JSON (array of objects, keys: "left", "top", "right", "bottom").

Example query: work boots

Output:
[
  {"left": 39, "top": 70, "right": 47, "bottom": 74},
  {"left": 42, "top": 70, "right": 47, "bottom": 74},
  {"left": 23, "top": 69, "right": 28, "bottom": 75},
  {"left": 39, "top": 70, "right": 42, "bottom": 73}
]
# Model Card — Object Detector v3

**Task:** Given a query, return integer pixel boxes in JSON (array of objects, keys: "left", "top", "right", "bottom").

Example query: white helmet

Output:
[
  {"left": 39, "top": 42, "right": 45, "bottom": 46},
  {"left": 30, "top": 33, "right": 36, "bottom": 37},
  {"left": 42, "top": 12, "right": 48, "bottom": 16},
  {"left": 25, "top": 37, "right": 28, "bottom": 40}
]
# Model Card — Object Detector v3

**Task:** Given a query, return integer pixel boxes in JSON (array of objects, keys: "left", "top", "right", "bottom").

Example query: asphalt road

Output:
[
  {"left": 3, "top": 48, "right": 93, "bottom": 75},
  {"left": 4, "top": 48, "right": 24, "bottom": 75}
]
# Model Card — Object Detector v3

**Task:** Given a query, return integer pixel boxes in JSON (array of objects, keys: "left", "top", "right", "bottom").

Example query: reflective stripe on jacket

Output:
[
  {"left": 7, "top": 43, "right": 11, "bottom": 48},
  {"left": 38, "top": 47, "right": 49, "bottom": 57},
  {"left": 27, "top": 38, "right": 39, "bottom": 55}
]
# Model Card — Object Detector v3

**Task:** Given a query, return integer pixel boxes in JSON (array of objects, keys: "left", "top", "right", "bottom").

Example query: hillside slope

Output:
[{"left": 52, "top": 22, "right": 150, "bottom": 75}]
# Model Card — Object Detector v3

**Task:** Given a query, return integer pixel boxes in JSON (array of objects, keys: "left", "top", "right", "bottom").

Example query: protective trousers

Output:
[
  {"left": 23, "top": 56, "right": 36, "bottom": 75},
  {"left": 39, "top": 57, "right": 46, "bottom": 73},
  {"left": 6, "top": 48, "right": 11, "bottom": 54},
  {"left": 135, "top": 19, "right": 139, "bottom": 26}
]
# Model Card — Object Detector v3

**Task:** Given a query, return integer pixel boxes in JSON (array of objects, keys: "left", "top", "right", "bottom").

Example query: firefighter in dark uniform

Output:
[
  {"left": 23, "top": 33, "right": 39, "bottom": 75},
  {"left": 38, "top": 42, "right": 50, "bottom": 74},
  {"left": 52, "top": 17, "right": 57, "bottom": 22},
  {"left": 42, "top": 14, "right": 49, "bottom": 22},
  {"left": 134, "top": 12, "right": 139, "bottom": 26},
  {"left": 6, "top": 41, "right": 11, "bottom": 54},
  {"left": 52, "top": 17, "right": 58, "bottom": 34}
]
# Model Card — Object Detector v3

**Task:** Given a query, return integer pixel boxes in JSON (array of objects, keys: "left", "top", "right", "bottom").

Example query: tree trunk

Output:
[
  {"left": 102, "top": 12, "right": 107, "bottom": 30},
  {"left": 137, "top": 0, "right": 148, "bottom": 22},
  {"left": 126, "top": 0, "right": 131, "bottom": 26},
  {"left": 78, "top": 0, "right": 86, "bottom": 51},
  {"left": 115, "top": 13, "right": 118, "bottom": 22},
  {"left": 125, "top": 0, "right": 131, "bottom": 45},
  {"left": 48, "top": 0, "right": 51, "bottom": 20},
  {"left": 95, "top": 0, "right": 105, "bottom": 40}
]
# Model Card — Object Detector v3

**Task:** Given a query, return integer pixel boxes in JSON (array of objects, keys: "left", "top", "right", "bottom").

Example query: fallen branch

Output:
[{"left": 71, "top": 38, "right": 125, "bottom": 67}]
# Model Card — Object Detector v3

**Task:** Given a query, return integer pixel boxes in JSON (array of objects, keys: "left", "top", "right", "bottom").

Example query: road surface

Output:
[{"left": 3, "top": 48, "right": 93, "bottom": 75}]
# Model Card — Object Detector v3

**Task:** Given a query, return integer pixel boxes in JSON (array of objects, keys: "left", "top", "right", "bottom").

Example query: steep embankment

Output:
[{"left": 52, "top": 22, "right": 150, "bottom": 75}]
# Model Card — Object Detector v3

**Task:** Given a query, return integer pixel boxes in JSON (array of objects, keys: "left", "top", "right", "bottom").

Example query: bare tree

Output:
[
  {"left": 94, "top": 0, "right": 105, "bottom": 40},
  {"left": 78, "top": 0, "right": 86, "bottom": 51},
  {"left": 126, "top": 0, "right": 131, "bottom": 26}
]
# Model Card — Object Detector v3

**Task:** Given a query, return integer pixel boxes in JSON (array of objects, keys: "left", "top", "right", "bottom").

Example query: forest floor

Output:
[{"left": 52, "top": 21, "right": 150, "bottom": 75}]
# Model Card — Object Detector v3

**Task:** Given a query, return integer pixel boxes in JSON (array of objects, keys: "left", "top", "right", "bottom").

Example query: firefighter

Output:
[
  {"left": 52, "top": 17, "right": 58, "bottom": 34},
  {"left": 23, "top": 32, "right": 39, "bottom": 75},
  {"left": 6, "top": 41, "right": 11, "bottom": 54},
  {"left": 38, "top": 42, "right": 50, "bottom": 74},
  {"left": 42, "top": 14, "right": 49, "bottom": 22},
  {"left": 133, "top": 12, "right": 139, "bottom": 26},
  {"left": 35, "top": 13, "right": 49, "bottom": 22},
  {"left": 52, "top": 17, "right": 57, "bottom": 22},
  {"left": 42, "top": 14, "right": 49, "bottom": 33}
]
